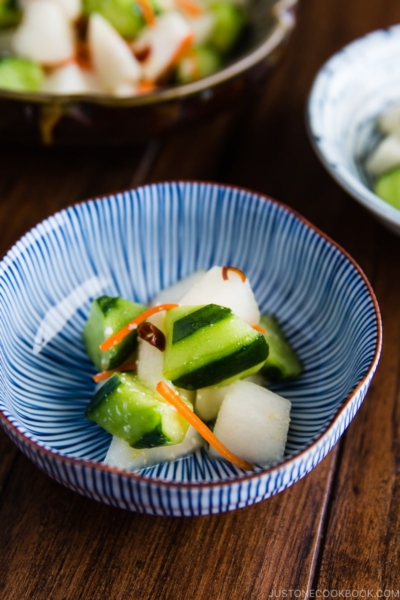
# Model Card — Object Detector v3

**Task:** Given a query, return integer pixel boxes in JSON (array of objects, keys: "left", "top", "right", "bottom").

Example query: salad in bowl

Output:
[{"left": 0, "top": 0, "right": 248, "bottom": 96}]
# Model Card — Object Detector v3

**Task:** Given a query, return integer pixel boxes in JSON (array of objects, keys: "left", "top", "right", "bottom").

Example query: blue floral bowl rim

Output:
[
  {"left": 306, "top": 25, "right": 400, "bottom": 226},
  {"left": 0, "top": 181, "right": 383, "bottom": 489}
]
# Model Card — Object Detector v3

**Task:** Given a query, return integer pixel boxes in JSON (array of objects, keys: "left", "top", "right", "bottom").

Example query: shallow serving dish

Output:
[
  {"left": 308, "top": 24, "right": 400, "bottom": 236},
  {"left": 0, "top": 0, "right": 297, "bottom": 145},
  {"left": 0, "top": 182, "right": 381, "bottom": 516}
]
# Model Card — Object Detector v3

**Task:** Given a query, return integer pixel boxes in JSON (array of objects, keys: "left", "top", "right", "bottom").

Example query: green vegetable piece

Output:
[
  {"left": 175, "top": 45, "right": 222, "bottom": 84},
  {"left": 0, "top": 57, "right": 44, "bottom": 92},
  {"left": 260, "top": 315, "right": 303, "bottom": 381},
  {"left": 83, "top": 0, "right": 146, "bottom": 37},
  {"left": 0, "top": 0, "right": 21, "bottom": 29},
  {"left": 83, "top": 295, "right": 147, "bottom": 371},
  {"left": 163, "top": 304, "right": 269, "bottom": 390},
  {"left": 209, "top": 3, "right": 246, "bottom": 53},
  {"left": 374, "top": 165, "right": 400, "bottom": 210},
  {"left": 86, "top": 372, "right": 191, "bottom": 448}
]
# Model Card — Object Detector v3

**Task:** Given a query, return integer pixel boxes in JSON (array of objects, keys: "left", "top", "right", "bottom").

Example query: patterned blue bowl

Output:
[
  {"left": 308, "top": 25, "right": 400, "bottom": 235},
  {"left": 0, "top": 182, "right": 381, "bottom": 516}
]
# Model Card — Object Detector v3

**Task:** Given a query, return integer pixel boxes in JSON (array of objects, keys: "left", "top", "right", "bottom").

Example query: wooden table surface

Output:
[{"left": 1, "top": 1, "right": 400, "bottom": 598}]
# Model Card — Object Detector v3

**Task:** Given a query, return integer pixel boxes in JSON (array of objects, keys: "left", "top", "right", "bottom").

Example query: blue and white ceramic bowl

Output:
[
  {"left": 0, "top": 182, "right": 381, "bottom": 516},
  {"left": 308, "top": 25, "right": 400, "bottom": 235}
]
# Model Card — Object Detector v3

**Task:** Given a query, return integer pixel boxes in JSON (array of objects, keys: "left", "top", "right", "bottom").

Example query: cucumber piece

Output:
[
  {"left": 175, "top": 45, "right": 222, "bottom": 84},
  {"left": 83, "top": 0, "right": 147, "bottom": 38},
  {"left": 209, "top": 380, "right": 291, "bottom": 467},
  {"left": 83, "top": 295, "right": 147, "bottom": 371},
  {"left": 260, "top": 315, "right": 303, "bottom": 381},
  {"left": 0, "top": 57, "right": 43, "bottom": 92},
  {"left": 163, "top": 304, "right": 269, "bottom": 390},
  {"left": 374, "top": 165, "right": 400, "bottom": 210},
  {"left": 86, "top": 372, "right": 191, "bottom": 448},
  {"left": 209, "top": 3, "right": 246, "bottom": 53},
  {"left": 0, "top": 0, "right": 21, "bottom": 30}
]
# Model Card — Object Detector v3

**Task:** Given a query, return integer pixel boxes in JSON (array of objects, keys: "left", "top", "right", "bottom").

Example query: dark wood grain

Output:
[
  {"left": 1, "top": 0, "right": 400, "bottom": 597},
  {"left": 0, "top": 448, "right": 338, "bottom": 600}
]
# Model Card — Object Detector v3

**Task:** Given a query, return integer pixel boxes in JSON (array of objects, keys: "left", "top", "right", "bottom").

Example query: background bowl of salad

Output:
[
  {"left": 0, "top": 0, "right": 298, "bottom": 145},
  {"left": 308, "top": 24, "right": 400, "bottom": 237},
  {"left": 0, "top": 182, "right": 381, "bottom": 516}
]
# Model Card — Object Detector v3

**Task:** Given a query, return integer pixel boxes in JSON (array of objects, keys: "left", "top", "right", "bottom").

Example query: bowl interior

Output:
[
  {"left": 0, "top": 183, "right": 379, "bottom": 483},
  {"left": 308, "top": 25, "right": 400, "bottom": 226}
]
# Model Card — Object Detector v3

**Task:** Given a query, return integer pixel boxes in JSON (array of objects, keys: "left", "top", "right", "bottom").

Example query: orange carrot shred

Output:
[
  {"left": 136, "top": 0, "right": 156, "bottom": 25},
  {"left": 156, "top": 381, "right": 254, "bottom": 471},
  {"left": 136, "top": 80, "right": 156, "bottom": 94},
  {"left": 222, "top": 266, "right": 246, "bottom": 282},
  {"left": 175, "top": 0, "right": 204, "bottom": 17},
  {"left": 170, "top": 32, "right": 195, "bottom": 67},
  {"left": 100, "top": 303, "right": 178, "bottom": 352},
  {"left": 93, "top": 360, "right": 137, "bottom": 383},
  {"left": 252, "top": 324, "right": 266, "bottom": 334}
]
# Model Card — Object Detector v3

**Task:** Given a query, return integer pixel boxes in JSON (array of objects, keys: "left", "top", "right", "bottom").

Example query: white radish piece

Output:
[
  {"left": 137, "top": 313, "right": 169, "bottom": 390},
  {"left": 195, "top": 373, "right": 264, "bottom": 422},
  {"left": 179, "top": 266, "right": 260, "bottom": 325},
  {"left": 88, "top": 14, "right": 142, "bottom": 92},
  {"left": 209, "top": 380, "right": 291, "bottom": 466},
  {"left": 134, "top": 12, "right": 193, "bottom": 81},
  {"left": 42, "top": 63, "right": 91, "bottom": 94},
  {"left": 149, "top": 270, "right": 206, "bottom": 307},
  {"left": 365, "top": 134, "right": 400, "bottom": 177},
  {"left": 195, "top": 385, "right": 228, "bottom": 422},
  {"left": 50, "top": 0, "right": 81, "bottom": 21},
  {"left": 12, "top": 0, "right": 74, "bottom": 66},
  {"left": 185, "top": 12, "right": 215, "bottom": 44},
  {"left": 104, "top": 426, "right": 204, "bottom": 471},
  {"left": 377, "top": 102, "right": 400, "bottom": 136}
]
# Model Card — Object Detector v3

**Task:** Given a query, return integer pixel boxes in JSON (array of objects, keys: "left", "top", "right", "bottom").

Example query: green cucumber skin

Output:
[
  {"left": 172, "top": 335, "right": 268, "bottom": 390},
  {"left": 260, "top": 315, "right": 303, "bottom": 381},
  {"left": 86, "top": 373, "right": 122, "bottom": 415},
  {"left": 86, "top": 373, "right": 190, "bottom": 448},
  {"left": 172, "top": 304, "right": 231, "bottom": 344},
  {"left": 83, "top": 295, "right": 147, "bottom": 371},
  {"left": 164, "top": 304, "right": 269, "bottom": 390}
]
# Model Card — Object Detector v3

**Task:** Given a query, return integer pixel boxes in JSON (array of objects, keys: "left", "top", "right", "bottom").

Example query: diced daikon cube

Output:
[
  {"left": 195, "top": 373, "right": 264, "bottom": 422},
  {"left": 42, "top": 63, "right": 91, "bottom": 94},
  {"left": 88, "top": 13, "right": 142, "bottom": 92},
  {"left": 12, "top": 0, "right": 74, "bottom": 66},
  {"left": 179, "top": 265, "right": 260, "bottom": 325},
  {"left": 50, "top": 0, "right": 81, "bottom": 21},
  {"left": 134, "top": 12, "right": 193, "bottom": 81},
  {"left": 365, "top": 135, "right": 400, "bottom": 177},
  {"left": 377, "top": 102, "right": 400, "bottom": 136},
  {"left": 209, "top": 380, "right": 291, "bottom": 466}
]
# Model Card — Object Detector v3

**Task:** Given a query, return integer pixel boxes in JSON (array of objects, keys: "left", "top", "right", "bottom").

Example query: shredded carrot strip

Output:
[
  {"left": 136, "top": 80, "right": 156, "bottom": 94},
  {"left": 170, "top": 32, "right": 195, "bottom": 67},
  {"left": 136, "top": 0, "right": 156, "bottom": 26},
  {"left": 175, "top": 0, "right": 204, "bottom": 17},
  {"left": 100, "top": 304, "right": 178, "bottom": 352},
  {"left": 93, "top": 361, "right": 137, "bottom": 383},
  {"left": 252, "top": 324, "right": 266, "bottom": 334},
  {"left": 222, "top": 266, "right": 246, "bottom": 282},
  {"left": 156, "top": 381, "right": 254, "bottom": 471}
]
